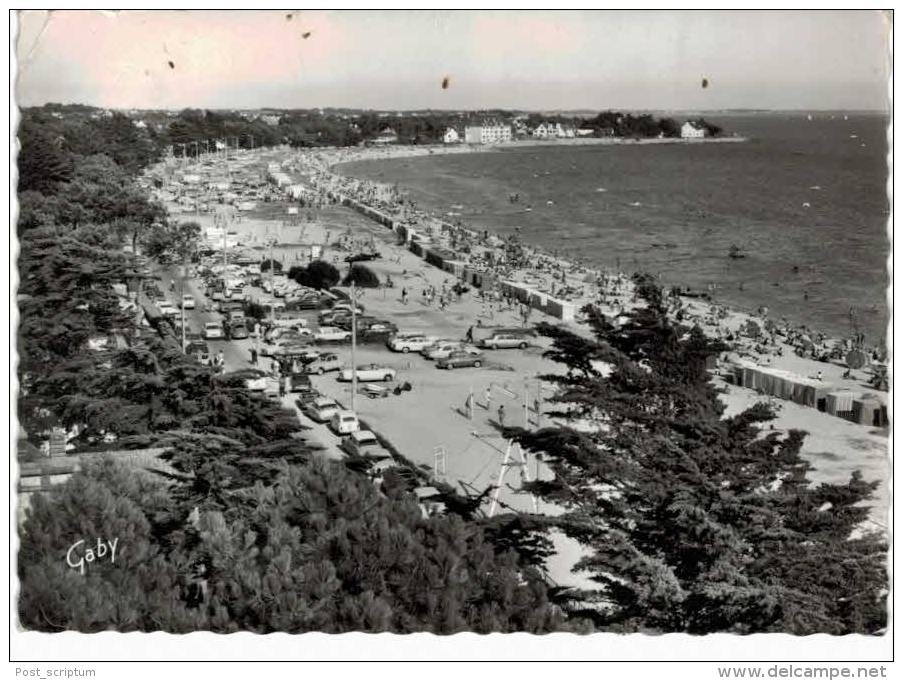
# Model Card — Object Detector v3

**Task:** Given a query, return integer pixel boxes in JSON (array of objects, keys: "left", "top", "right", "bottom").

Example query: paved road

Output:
[{"left": 154, "top": 265, "right": 345, "bottom": 461}]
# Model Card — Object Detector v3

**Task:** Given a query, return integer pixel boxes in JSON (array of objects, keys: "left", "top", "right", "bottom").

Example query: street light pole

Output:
[
  {"left": 267, "top": 231, "right": 275, "bottom": 326},
  {"left": 180, "top": 256, "right": 187, "bottom": 353},
  {"left": 350, "top": 281, "right": 358, "bottom": 415}
]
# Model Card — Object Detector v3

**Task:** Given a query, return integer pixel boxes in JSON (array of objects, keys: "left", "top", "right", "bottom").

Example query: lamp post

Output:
[{"left": 350, "top": 281, "right": 358, "bottom": 415}]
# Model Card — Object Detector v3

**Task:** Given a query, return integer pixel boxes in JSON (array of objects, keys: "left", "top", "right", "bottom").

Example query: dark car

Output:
[
  {"left": 228, "top": 321, "right": 249, "bottom": 340},
  {"left": 288, "top": 373, "right": 316, "bottom": 400},
  {"left": 344, "top": 252, "right": 381, "bottom": 263},
  {"left": 286, "top": 296, "right": 322, "bottom": 311},
  {"left": 436, "top": 351, "right": 485, "bottom": 370},
  {"left": 186, "top": 340, "right": 211, "bottom": 364}
]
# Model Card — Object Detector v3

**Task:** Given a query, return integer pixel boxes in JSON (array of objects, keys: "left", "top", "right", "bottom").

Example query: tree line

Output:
[{"left": 15, "top": 109, "right": 577, "bottom": 634}]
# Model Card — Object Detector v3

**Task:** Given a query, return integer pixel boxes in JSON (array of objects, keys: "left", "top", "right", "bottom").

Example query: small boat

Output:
[{"left": 728, "top": 244, "right": 746, "bottom": 259}]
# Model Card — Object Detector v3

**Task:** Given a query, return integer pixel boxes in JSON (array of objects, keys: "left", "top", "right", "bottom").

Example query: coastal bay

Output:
[{"left": 336, "top": 114, "right": 889, "bottom": 345}]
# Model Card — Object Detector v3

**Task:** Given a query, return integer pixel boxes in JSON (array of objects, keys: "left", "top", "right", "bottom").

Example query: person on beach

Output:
[
  {"left": 250, "top": 347, "right": 258, "bottom": 366},
  {"left": 401, "top": 287, "right": 408, "bottom": 304},
  {"left": 497, "top": 404, "right": 506, "bottom": 428},
  {"left": 465, "top": 326, "right": 474, "bottom": 343}
]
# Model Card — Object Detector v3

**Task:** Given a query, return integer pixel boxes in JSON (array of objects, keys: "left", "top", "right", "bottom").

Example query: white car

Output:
[
  {"left": 203, "top": 322, "right": 225, "bottom": 340},
  {"left": 340, "top": 430, "right": 392, "bottom": 459},
  {"left": 337, "top": 364, "right": 397, "bottom": 382},
  {"left": 302, "top": 396, "right": 340, "bottom": 423},
  {"left": 157, "top": 301, "right": 178, "bottom": 317},
  {"left": 314, "top": 326, "right": 352, "bottom": 343},
  {"left": 330, "top": 409, "right": 360, "bottom": 435},
  {"left": 181, "top": 295, "right": 196, "bottom": 310},
  {"left": 272, "top": 316, "right": 309, "bottom": 329},
  {"left": 424, "top": 342, "right": 480, "bottom": 361},
  {"left": 305, "top": 353, "right": 342, "bottom": 375},
  {"left": 388, "top": 334, "right": 438, "bottom": 353},
  {"left": 480, "top": 332, "right": 532, "bottom": 350}
]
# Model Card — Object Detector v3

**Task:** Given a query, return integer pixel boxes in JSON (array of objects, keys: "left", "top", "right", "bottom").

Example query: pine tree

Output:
[{"left": 515, "top": 275, "right": 887, "bottom": 634}]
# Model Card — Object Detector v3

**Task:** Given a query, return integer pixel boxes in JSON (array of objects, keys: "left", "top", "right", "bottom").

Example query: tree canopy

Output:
[{"left": 509, "top": 276, "right": 887, "bottom": 634}]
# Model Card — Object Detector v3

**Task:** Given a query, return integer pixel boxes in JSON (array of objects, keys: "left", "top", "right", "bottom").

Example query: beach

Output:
[{"left": 147, "top": 140, "right": 889, "bottom": 587}]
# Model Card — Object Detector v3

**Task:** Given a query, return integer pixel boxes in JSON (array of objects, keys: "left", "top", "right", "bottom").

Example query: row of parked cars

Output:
[{"left": 384, "top": 328, "right": 536, "bottom": 370}]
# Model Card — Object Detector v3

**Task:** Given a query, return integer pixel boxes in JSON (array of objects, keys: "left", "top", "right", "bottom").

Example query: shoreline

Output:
[
  {"left": 319, "top": 134, "right": 749, "bottom": 172},
  {"left": 289, "top": 143, "right": 881, "bottom": 352}
]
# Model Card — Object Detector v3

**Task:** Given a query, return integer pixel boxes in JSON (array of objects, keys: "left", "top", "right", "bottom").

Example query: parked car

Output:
[
  {"left": 302, "top": 396, "right": 340, "bottom": 423},
  {"left": 157, "top": 301, "right": 178, "bottom": 317},
  {"left": 288, "top": 373, "right": 317, "bottom": 400},
  {"left": 228, "top": 321, "right": 249, "bottom": 340},
  {"left": 423, "top": 341, "right": 480, "bottom": 360},
  {"left": 266, "top": 338, "right": 315, "bottom": 357},
  {"left": 344, "top": 252, "right": 381, "bottom": 263},
  {"left": 359, "top": 319, "right": 397, "bottom": 334},
  {"left": 204, "top": 321, "right": 225, "bottom": 340},
  {"left": 436, "top": 351, "right": 485, "bottom": 369},
  {"left": 181, "top": 294, "right": 196, "bottom": 310},
  {"left": 330, "top": 409, "right": 360, "bottom": 435},
  {"left": 331, "top": 302, "right": 365, "bottom": 315},
  {"left": 337, "top": 364, "right": 397, "bottom": 382},
  {"left": 314, "top": 326, "right": 352, "bottom": 343},
  {"left": 239, "top": 369, "right": 277, "bottom": 393},
  {"left": 340, "top": 430, "right": 391, "bottom": 459},
  {"left": 265, "top": 326, "right": 313, "bottom": 344},
  {"left": 480, "top": 332, "right": 532, "bottom": 350},
  {"left": 388, "top": 334, "right": 438, "bottom": 353},
  {"left": 285, "top": 295, "right": 322, "bottom": 310},
  {"left": 272, "top": 315, "right": 308, "bottom": 329},
  {"left": 318, "top": 311, "right": 352, "bottom": 327},
  {"left": 305, "top": 352, "right": 342, "bottom": 375},
  {"left": 186, "top": 340, "right": 210, "bottom": 364}
]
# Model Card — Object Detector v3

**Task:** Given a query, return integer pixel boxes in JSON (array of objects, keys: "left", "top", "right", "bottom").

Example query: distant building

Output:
[
  {"left": 259, "top": 114, "right": 282, "bottom": 127},
  {"left": 532, "top": 121, "right": 570, "bottom": 139},
  {"left": 577, "top": 128, "right": 595, "bottom": 137},
  {"left": 464, "top": 119, "right": 512, "bottom": 145},
  {"left": 681, "top": 121, "right": 707, "bottom": 138},
  {"left": 373, "top": 127, "right": 399, "bottom": 144},
  {"left": 442, "top": 127, "right": 460, "bottom": 144}
]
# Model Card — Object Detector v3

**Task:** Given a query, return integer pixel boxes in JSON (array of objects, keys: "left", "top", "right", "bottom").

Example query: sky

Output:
[{"left": 14, "top": 9, "right": 891, "bottom": 111}]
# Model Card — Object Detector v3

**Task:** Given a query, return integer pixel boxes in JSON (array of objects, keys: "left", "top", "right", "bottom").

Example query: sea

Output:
[{"left": 336, "top": 113, "right": 890, "bottom": 345}]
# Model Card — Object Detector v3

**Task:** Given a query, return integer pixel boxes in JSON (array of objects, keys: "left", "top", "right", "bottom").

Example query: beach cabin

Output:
[
  {"left": 443, "top": 127, "right": 460, "bottom": 144},
  {"left": 681, "top": 121, "right": 707, "bottom": 139}
]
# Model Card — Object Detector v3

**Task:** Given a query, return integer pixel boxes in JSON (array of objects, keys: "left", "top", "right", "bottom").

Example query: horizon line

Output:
[{"left": 21, "top": 102, "right": 890, "bottom": 115}]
